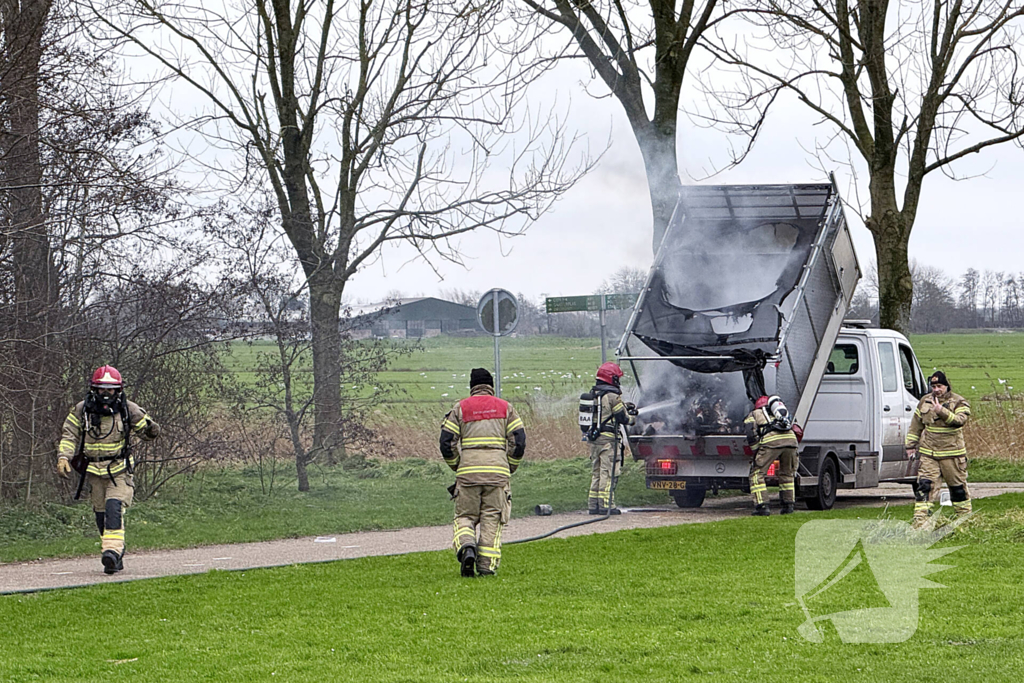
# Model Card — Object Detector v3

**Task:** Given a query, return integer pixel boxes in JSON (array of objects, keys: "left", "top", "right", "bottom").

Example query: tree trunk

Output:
[
  {"left": 868, "top": 208, "right": 913, "bottom": 334},
  {"left": 1, "top": 0, "right": 57, "bottom": 493},
  {"left": 295, "top": 453, "right": 310, "bottom": 492},
  {"left": 308, "top": 272, "right": 344, "bottom": 464},
  {"left": 636, "top": 126, "right": 682, "bottom": 249}
]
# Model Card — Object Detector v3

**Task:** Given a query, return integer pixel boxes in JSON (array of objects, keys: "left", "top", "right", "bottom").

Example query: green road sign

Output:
[
  {"left": 545, "top": 293, "right": 639, "bottom": 313},
  {"left": 604, "top": 293, "right": 639, "bottom": 310}
]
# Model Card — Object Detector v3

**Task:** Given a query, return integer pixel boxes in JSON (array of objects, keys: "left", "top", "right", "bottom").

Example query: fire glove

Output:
[
  {"left": 447, "top": 483, "right": 457, "bottom": 500},
  {"left": 57, "top": 457, "right": 72, "bottom": 478},
  {"left": 145, "top": 421, "right": 161, "bottom": 439}
]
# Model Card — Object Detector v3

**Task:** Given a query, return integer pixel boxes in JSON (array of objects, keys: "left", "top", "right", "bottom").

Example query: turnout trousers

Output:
[
  {"left": 749, "top": 446, "right": 797, "bottom": 507},
  {"left": 914, "top": 454, "right": 971, "bottom": 523},
  {"left": 88, "top": 471, "right": 134, "bottom": 555},
  {"left": 453, "top": 482, "right": 510, "bottom": 574},
  {"left": 588, "top": 436, "right": 620, "bottom": 511}
]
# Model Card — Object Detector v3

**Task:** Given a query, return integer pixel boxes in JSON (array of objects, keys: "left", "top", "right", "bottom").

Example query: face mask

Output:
[{"left": 85, "top": 389, "right": 122, "bottom": 417}]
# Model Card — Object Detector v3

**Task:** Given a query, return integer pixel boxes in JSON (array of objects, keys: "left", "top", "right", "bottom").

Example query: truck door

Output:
[
  {"left": 897, "top": 342, "right": 927, "bottom": 432},
  {"left": 876, "top": 340, "right": 904, "bottom": 463}
]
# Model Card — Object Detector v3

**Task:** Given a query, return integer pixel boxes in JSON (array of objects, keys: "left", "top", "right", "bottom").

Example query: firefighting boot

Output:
[
  {"left": 780, "top": 502, "right": 795, "bottom": 515},
  {"left": 458, "top": 545, "right": 477, "bottom": 578},
  {"left": 752, "top": 504, "right": 770, "bottom": 517},
  {"left": 101, "top": 550, "right": 122, "bottom": 575}
]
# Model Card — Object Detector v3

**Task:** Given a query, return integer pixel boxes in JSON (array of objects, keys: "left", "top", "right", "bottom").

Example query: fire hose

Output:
[{"left": 505, "top": 423, "right": 640, "bottom": 546}]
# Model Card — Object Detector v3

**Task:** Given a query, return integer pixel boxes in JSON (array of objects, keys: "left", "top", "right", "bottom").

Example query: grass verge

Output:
[
  {"left": 4, "top": 454, "right": 1021, "bottom": 564},
  {"left": 2, "top": 494, "right": 1023, "bottom": 681},
  {"left": 0, "top": 458, "right": 670, "bottom": 563}
]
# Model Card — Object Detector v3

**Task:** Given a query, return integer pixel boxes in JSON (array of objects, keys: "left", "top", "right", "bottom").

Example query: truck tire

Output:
[
  {"left": 670, "top": 486, "right": 706, "bottom": 508},
  {"left": 805, "top": 457, "right": 838, "bottom": 510}
]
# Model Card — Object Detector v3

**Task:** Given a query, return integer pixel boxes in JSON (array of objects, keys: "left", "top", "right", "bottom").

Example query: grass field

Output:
[
  {"left": 910, "top": 332, "right": 1024, "bottom": 405},
  {"left": 3, "top": 494, "right": 1022, "bottom": 682},
  {"left": 226, "top": 331, "right": 1024, "bottom": 410}
]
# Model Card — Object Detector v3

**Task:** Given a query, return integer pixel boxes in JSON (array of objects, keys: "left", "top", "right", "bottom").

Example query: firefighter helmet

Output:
[
  {"left": 596, "top": 362, "right": 624, "bottom": 387},
  {"left": 90, "top": 365, "right": 123, "bottom": 389},
  {"left": 754, "top": 395, "right": 769, "bottom": 409}
]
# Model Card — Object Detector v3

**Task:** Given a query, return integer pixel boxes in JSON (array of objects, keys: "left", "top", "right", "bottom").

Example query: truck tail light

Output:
[
  {"left": 637, "top": 443, "right": 653, "bottom": 456},
  {"left": 767, "top": 461, "right": 778, "bottom": 476},
  {"left": 654, "top": 459, "right": 677, "bottom": 475}
]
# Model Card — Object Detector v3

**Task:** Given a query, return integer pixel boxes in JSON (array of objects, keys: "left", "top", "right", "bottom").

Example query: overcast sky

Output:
[
  {"left": 344, "top": 71, "right": 1024, "bottom": 306},
  {"left": 126, "top": 9, "right": 1021, "bottom": 309}
]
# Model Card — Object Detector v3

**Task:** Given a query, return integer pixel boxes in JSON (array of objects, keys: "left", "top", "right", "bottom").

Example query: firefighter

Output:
[
  {"left": 439, "top": 368, "right": 526, "bottom": 577},
  {"left": 744, "top": 395, "right": 798, "bottom": 516},
  {"left": 906, "top": 370, "right": 971, "bottom": 526},
  {"left": 586, "top": 362, "right": 634, "bottom": 515},
  {"left": 56, "top": 366, "right": 160, "bottom": 574}
]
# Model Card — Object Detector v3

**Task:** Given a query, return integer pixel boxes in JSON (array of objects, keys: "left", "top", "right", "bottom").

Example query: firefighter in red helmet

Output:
[
  {"left": 744, "top": 394, "right": 798, "bottom": 516},
  {"left": 57, "top": 366, "right": 160, "bottom": 574},
  {"left": 585, "top": 362, "right": 635, "bottom": 514}
]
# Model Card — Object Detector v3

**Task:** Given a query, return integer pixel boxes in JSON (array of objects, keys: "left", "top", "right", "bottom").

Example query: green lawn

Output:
[{"left": 3, "top": 494, "right": 1022, "bottom": 682}]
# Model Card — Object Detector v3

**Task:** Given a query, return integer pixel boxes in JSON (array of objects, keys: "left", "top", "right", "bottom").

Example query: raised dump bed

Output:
[{"left": 618, "top": 181, "right": 860, "bottom": 492}]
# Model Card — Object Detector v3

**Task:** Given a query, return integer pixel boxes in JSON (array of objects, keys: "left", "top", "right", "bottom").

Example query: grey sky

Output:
[{"left": 345, "top": 78, "right": 1023, "bottom": 305}]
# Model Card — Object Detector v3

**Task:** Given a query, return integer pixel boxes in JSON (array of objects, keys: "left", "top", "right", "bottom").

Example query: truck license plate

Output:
[{"left": 648, "top": 480, "right": 686, "bottom": 490}]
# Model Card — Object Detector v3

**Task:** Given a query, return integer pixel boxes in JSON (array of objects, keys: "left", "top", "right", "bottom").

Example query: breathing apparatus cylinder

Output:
[
  {"left": 578, "top": 392, "right": 601, "bottom": 441},
  {"left": 765, "top": 395, "right": 793, "bottom": 431}
]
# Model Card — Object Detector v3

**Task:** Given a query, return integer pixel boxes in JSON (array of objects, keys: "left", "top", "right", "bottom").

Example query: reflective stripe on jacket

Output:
[
  {"left": 595, "top": 389, "right": 633, "bottom": 438},
  {"left": 906, "top": 391, "right": 970, "bottom": 458},
  {"left": 440, "top": 385, "right": 524, "bottom": 485},
  {"left": 744, "top": 407, "right": 798, "bottom": 451},
  {"left": 59, "top": 400, "right": 156, "bottom": 476}
]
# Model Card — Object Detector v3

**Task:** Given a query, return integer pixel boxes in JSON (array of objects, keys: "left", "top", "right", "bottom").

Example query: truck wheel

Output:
[
  {"left": 670, "top": 486, "right": 706, "bottom": 508},
  {"left": 805, "top": 457, "right": 838, "bottom": 510}
]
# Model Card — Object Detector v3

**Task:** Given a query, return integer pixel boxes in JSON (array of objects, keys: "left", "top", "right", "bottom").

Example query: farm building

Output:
[{"left": 347, "top": 297, "right": 478, "bottom": 338}]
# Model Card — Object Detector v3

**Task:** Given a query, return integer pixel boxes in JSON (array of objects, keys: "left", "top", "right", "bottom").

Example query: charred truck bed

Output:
[{"left": 618, "top": 181, "right": 860, "bottom": 504}]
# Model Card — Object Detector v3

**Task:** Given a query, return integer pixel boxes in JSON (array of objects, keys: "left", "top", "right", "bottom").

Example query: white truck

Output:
[{"left": 618, "top": 181, "right": 924, "bottom": 510}]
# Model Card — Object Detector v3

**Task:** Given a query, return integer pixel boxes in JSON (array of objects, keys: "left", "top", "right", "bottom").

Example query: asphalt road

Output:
[{"left": 3, "top": 482, "right": 1022, "bottom": 595}]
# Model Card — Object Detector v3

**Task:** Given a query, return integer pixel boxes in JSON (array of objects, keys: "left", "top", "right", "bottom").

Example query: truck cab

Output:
[{"left": 796, "top": 325, "right": 927, "bottom": 508}]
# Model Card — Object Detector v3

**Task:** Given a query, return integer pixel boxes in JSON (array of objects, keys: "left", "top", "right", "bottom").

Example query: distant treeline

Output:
[
  {"left": 847, "top": 266, "right": 1024, "bottom": 333},
  {"left": 436, "top": 265, "right": 1023, "bottom": 338}
]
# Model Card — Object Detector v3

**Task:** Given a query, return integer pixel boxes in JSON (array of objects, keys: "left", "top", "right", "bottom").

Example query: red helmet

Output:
[
  {"left": 90, "top": 365, "right": 123, "bottom": 389},
  {"left": 754, "top": 395, "right": 769, "bottom": 409},
  {"left": 596, "top": 362, "right": 625, "bottom": 386}
]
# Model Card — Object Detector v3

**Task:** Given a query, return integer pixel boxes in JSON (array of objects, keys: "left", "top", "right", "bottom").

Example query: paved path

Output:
[{"left": 3, "top": 483, "right": 1022, "bottom": 594}]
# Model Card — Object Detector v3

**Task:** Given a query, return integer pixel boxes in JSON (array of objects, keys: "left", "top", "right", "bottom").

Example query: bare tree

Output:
[
  {"left": 910, "top": 262, "right": 955, "bottom": 332},
  {"left": 598, "top": 265, "right": 647, "bottom": 294},
  {"left": 706, "top": 0, "right": 1024, "bottom": 333},
  {"left": 958, "top": 267, "right": 980, "bottom": 327},
  {"left": 210, "top": 198, "right": 412, "bottom": 490},
  {"left": 515, "top": 0, "right": 726, "bottom": 247},
  {"left": 1, "top": 0, "right": 58, "bottom": 498},
  {"left": 88, "top": 0, "right": 589, "bottom": 462}
]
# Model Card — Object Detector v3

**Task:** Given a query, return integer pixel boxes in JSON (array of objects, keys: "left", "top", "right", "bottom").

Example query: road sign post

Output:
[{"left": 477, "top": 289, "right": 518, "bottom": 397}]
